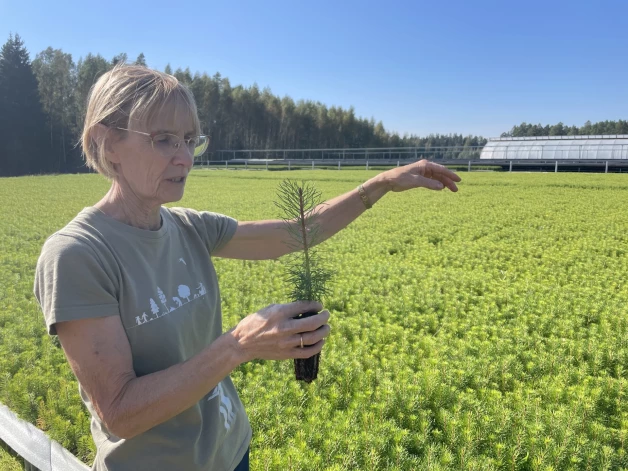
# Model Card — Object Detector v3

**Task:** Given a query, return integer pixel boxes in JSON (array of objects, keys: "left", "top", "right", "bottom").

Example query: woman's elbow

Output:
[
  {"left": 105, "top": 414, "right": 139, "bottom": 440},
  {"left": 99, "top": 397, "right": 139, "bottom": 440}
]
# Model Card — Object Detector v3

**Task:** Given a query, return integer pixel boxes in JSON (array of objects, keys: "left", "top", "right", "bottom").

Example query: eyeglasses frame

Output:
[{"left": 113, "top": 127, "right": 209, "bottom": 158}]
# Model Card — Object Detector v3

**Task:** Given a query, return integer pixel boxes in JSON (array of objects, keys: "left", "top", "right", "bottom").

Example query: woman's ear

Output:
[{"left": 92, "top": 123, "right": 121, "bottom": 164}]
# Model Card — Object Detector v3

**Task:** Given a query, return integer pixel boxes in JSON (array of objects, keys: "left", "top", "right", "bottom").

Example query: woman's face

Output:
[{"left": 109, "top": 104, "right": 196, "bottom": 207}]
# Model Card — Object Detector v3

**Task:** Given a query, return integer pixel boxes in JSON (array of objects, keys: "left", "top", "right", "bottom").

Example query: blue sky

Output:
[{"left": 1, "top": 0, "right": 627, "bottom": 138}]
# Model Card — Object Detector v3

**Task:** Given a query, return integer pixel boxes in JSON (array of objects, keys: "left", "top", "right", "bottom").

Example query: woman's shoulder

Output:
[
  {"left": 39, "top": 232, "right": 99, "bottom": 268},
  {"left": 36, "top": 231, "right": 109, "bottom": 292},
  {"left": 36, "top": 212, "right": 121, "bottom": 298},
  {"left": 39, "top": 209, "right": 113, "bottom": 261}
]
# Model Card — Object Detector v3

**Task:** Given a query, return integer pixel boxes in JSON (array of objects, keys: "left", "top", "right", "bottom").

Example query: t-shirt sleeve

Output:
[
  {"left": 167, "top": 207, "right": 238, "bottom": 255},
  {"left": 199, "top": 211, "right": 238, "bottom": 254},
  {"left": 34, "top": 234, "right": 120, "bottom": 335}
]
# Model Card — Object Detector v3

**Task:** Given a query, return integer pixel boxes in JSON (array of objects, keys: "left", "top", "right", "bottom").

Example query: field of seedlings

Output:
[{"left": 1, "top": 169, "right": 628, "bottom": 470}]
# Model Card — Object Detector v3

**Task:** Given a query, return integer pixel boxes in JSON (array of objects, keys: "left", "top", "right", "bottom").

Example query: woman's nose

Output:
[{"left": 172, "top": 144, "right": 194, "bottom": 168}]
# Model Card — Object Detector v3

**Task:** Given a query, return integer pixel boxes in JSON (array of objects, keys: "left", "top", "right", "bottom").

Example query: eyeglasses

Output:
[{"left": 115, "top": 127, "right": 209, "bottom": 158}]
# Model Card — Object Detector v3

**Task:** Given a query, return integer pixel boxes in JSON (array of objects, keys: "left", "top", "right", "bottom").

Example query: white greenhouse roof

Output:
[{"left": 481, "top": 135, "right": 628, "bottom": 160}]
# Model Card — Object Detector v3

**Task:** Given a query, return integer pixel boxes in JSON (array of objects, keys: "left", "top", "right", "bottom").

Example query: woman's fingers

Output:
[
  {"left": 274, "top": 300, "right": 323, "bottom": 319},
  {"left": 234, "top": 302, "right": 331, "bottom": 361},
  {"left": 415, "top": 175, "right": 445, "bottom": 191},
  {"left": 389, "top": 160, "right": 461, "bottom": 192},
  {"left": 293, "top": 323, "right": 331, "bottom": 348},
  {"left": 432, "top": 175, "right": 458, "bottom": 192},
  {"left": 422, "top": 162, "right": 461, "bottom": 192},
  {"left": 285, "top": 309, "right": 330, "bottom": 333},
  {"left": 429, "top": 162, "right": 462, "bottom": 183},
  {"left": 294, "top": 339, "right": 326, "bottom": 359}
]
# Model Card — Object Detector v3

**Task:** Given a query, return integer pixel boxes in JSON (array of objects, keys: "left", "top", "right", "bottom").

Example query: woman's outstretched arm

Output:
[{"left": 214, "top": 160, "right": 461, "bottom": 261}]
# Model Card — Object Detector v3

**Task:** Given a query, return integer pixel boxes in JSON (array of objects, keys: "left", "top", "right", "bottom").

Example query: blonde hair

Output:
[{"left": 81, "top": 64, "right": 201, "bottom": 179}]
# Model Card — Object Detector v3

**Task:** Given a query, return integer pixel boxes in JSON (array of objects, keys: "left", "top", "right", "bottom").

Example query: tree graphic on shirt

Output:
[
  {"left": 178, "top": 285, "right": 191, "bottom": 303},
  {"left": 149, "top": 298, "right": 160, "bottom": 318},
  {"left": 157, "top": 287, "right": 170, "bottom": 313},
  {"left": 135, "top": 280, "right": 209, "bottom": 329}
]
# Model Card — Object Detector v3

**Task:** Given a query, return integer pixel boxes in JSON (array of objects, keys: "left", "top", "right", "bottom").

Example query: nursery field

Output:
[{"left": 1, "top": 170, "right": 628, "bottom": 470}]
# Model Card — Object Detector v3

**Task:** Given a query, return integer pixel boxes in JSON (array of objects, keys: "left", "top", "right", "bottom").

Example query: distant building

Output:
[{"left": 481, "top": 135, "right": 628, "bottom": 160}]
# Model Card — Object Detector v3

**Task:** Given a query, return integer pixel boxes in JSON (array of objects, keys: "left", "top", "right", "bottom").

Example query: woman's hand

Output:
[
  {"left": 230, "top": 301, "right": 330, "bottom": 363},
  {"left": 380, "top": 159, "right": 461, "bottom": 193}
]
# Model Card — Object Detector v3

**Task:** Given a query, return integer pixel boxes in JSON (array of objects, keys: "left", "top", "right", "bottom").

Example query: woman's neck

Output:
[{"left": 95, "top": 182, "right": 162, "bottom": 231}]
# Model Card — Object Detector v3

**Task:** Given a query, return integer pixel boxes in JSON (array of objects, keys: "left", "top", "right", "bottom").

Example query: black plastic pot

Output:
[{"left": 293, "top": 311, "right": 320, "bottom": 383}]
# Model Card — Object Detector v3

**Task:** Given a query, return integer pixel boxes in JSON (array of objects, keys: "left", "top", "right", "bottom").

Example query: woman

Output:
[{"left": 34, "top": 64, "right": 461, "bottom": 471}]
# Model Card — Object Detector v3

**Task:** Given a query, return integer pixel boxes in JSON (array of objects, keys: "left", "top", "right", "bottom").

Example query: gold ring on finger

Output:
[{"left": 300, "top": 335, "right": 304, "bottom": 349}]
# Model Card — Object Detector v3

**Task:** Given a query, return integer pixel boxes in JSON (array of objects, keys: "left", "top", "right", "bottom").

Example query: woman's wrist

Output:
[
  {"left": 362, "top": 175, "right": 392, "bottom": 207},
  {"left": 216, "top": 328, "right": 249, "bottom": 368}
]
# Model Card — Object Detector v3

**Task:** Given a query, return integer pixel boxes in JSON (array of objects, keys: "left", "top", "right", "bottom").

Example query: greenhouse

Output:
[{"left": 480, "top": 135, "right": 628, "bottom": 160}]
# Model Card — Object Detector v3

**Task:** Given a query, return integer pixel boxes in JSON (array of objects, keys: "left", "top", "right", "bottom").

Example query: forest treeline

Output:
[
  {"left": 0, "top": 34, "right": 623, "bottom": 176},
  {"left": 502, "top": 121, "right": 628, "bottom": 138}
]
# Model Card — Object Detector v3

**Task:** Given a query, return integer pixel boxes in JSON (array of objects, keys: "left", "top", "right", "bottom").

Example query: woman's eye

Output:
[{"left": 155, "top": 135, "right": 174, "bottom": 146}]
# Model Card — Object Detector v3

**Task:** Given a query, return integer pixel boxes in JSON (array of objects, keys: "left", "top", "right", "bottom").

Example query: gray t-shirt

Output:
[{"left": 34, "top": 206, "right": 251, "bottom": 471}]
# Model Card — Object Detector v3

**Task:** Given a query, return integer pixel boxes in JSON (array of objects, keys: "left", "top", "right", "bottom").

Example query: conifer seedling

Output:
[{"left": 275, "top": 180, "right": 332, "bottom": 382}]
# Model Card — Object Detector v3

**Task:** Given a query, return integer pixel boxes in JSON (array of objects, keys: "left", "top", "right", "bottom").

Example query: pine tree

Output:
[
  {"left": 149, "top": 299, "right": 160, "bottom": 317},
  {"left": 275, "top": 180, "right": 332, "bottom": 382},
  {"left": 111, "top": 53, "right": 128, "bottom": 66},
  {"left": 135, "top": 53, "right": 147, "bottom": 66},
  {"left": 0, "top": 34, "right": 47, "bottom": 175},
  {"left": 157, "top": 287, "right": 169, "bottom": 312}
]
